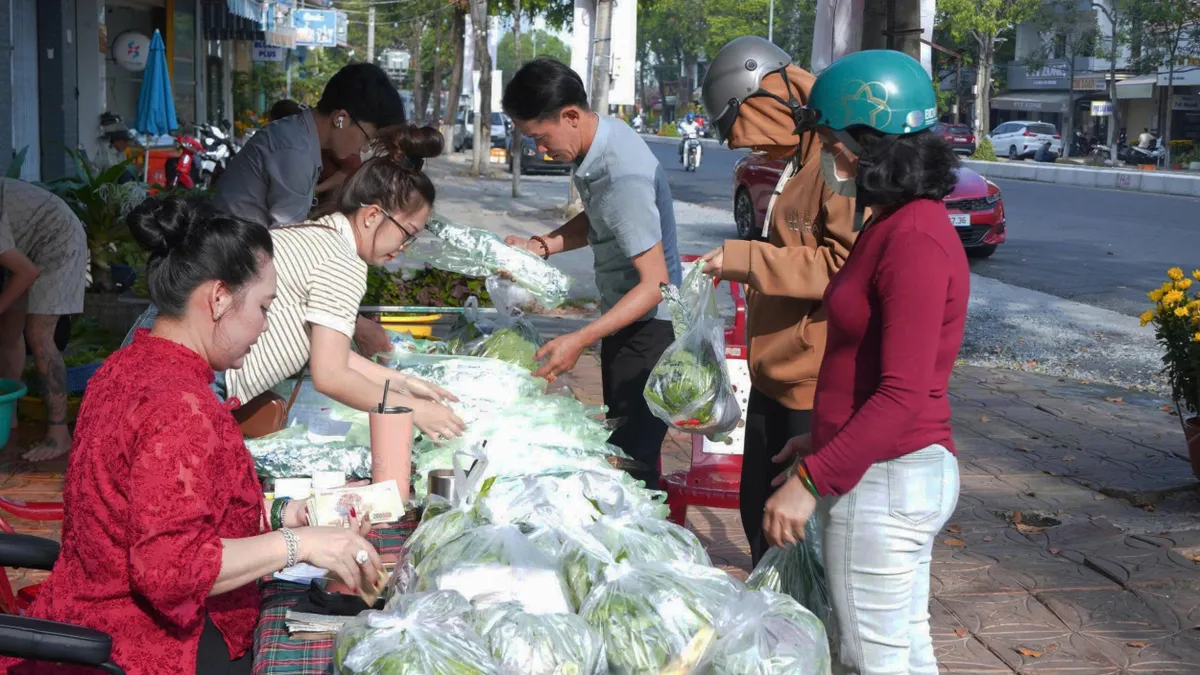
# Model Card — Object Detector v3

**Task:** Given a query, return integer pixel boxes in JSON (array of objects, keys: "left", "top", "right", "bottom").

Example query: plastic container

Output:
[
  {"left": 0, "top": 379, "right": 29, "bottom": 447},
  {"left": 65, "top": 362, "right": 103, "bottom": 394}
]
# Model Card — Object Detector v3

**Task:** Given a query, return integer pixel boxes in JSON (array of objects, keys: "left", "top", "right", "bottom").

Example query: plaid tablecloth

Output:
[{"left": 252, "top": 515, "right": 419, "bottom": 675}]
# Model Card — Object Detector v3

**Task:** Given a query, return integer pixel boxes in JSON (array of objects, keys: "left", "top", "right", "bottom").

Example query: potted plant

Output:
[{"left": 1142, "top": 267, "right": 1200, "bottom": 479}]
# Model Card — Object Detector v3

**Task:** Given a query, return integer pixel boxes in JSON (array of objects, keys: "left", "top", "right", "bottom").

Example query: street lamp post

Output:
[
  {"left": 768, "top": 0, "right": 774, "bottom": 43},
  {"left": 1091, "top": 1, "right": 1121, "bottom": 164}
]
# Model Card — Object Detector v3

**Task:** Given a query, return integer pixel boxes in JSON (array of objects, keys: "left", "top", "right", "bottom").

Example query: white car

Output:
[{"left": 989, "top": 121, "right": 1062, "bottom": 160}]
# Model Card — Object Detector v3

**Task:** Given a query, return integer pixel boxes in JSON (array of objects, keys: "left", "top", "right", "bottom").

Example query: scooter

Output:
[
  {"left": 682, "top": 130, "right": 702, "bottom": 172},
  {"left": 195, "top": 122, "right": 238, "bottom": 188},
  {"left": 163, "top": 134, "right": 204, "bottom": 189}
]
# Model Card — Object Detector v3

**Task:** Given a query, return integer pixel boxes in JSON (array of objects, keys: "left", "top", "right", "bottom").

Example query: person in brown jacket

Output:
[{"left": 700, "top": 36, "right": 858, "bottom": 564}]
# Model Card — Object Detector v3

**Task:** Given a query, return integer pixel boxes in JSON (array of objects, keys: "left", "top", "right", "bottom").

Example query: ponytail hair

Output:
[{"left": 325, "top": 124, "right": 443, "bottom": 217}]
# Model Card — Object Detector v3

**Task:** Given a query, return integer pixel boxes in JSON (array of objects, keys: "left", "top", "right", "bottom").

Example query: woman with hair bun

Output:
[
  {"left": 123, "top": 124, "right": 464, "bottom": 441},
  {"left": 2, "top": 196, "right": 385, "bottom": 675}
]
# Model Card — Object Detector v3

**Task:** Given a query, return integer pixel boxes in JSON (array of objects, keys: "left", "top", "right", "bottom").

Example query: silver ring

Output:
[{"left": 355, "top": 549, "right": 369, "bottom": 565}]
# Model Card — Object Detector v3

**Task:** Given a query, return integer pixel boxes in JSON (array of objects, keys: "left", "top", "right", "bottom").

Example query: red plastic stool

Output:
[
  {"left": 661, "top": 256, "right": 750, "bottom": 526},
  {"left": 0, "top": 497, "right": 64, "bottom": 615}
]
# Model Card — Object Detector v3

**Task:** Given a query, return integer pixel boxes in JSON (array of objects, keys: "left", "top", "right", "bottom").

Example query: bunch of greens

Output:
[
  {"left": 334, "top": 591, "right": 499, "bottom": 675},
  {"left": 579, "top": 561, "right": 744, "bottom": 675},
  {"left": 464, "top": 325, "right": 541, "bottom": 372},
  {"left": 362, "top": 266, "right": 493, "bottom": 308},
  {"left": 746, "top": 516, "right": 833, "bottom": 631},
  {"left": 694, "top": 590, "right": 830, "bottom": 675},
  {"left": 472, "top": 602, "right": 607, "bottom": 675}
]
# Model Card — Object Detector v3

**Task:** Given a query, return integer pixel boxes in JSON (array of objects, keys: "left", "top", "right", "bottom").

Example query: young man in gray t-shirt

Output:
[{"left": 502, "top": 57, "right": 683, "bottom": 487}]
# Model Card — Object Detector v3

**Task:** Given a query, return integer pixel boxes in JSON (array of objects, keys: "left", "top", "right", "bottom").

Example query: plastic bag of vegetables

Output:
[
  {"left": 694, "top": 589, "right": 831, "bottom": 675},
  {"left": 579, "top": 560, "right": 744, "bottom": 675},
  {"left": 557, "top": 516, "right": 710, "bottom": 609},
  {"left": 643, "top": 265, "right": 740, "bottom": 437},
  {"left": 246, "top": 425, "right": 372, "bottom": 480},
  {"left": 334, "top": 590, "right": 499, "bottom": 675},
  {"left": 473, "top": 602, "right": 608, "bottom": 675},
  {"left": 460, "top": 278, "right": 544, "bottom": 372},
  {"left": 745, "top": 515, "right": 834, "bottom": 633},
  {"left": 415, "top": 524, "right": 573, "bottom": 615},
  {"left": 403, "top": 215, "right": 572, "bottom": 309}
]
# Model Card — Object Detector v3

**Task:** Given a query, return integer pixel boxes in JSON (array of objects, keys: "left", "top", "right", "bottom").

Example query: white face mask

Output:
[{"left": 819, "top": 148, "right": 856, "bottom": 198}]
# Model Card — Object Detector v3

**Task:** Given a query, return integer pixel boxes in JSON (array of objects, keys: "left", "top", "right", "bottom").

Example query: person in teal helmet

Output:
[{"left": 762, "top": 50, "right": 969, "bottom": 674}]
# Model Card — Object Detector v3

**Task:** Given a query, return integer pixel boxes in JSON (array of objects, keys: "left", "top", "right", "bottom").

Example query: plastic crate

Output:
[{"left": 65, "top": 362, "right": 103, "bottom": 394}]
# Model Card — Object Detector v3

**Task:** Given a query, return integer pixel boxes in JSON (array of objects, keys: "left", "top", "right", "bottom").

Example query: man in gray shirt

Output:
[
  {"left": 214, "top": 62, "right": 405, "bottom": 228},
  {"left": 502, "top": 57, "right": 682, "bottom": 487},
  {"left": 213, "top": 62, "right": 406, "bottom": 355}
]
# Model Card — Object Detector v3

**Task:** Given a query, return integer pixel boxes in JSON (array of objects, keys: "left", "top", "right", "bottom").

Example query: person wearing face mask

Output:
[
  {"left": 696, "top": 36, "right": 858, "bottom": 565},
  {"left": 121, "top": 125, "right": 466, "bottom": 443},
  {"left": 1, "top": 196, "right": 384, "bottom": 675},
  {"left": 762, "top": 50, "right": 968, "bottom": 674}
]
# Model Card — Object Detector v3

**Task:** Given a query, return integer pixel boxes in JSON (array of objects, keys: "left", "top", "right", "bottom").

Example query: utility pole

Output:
[
  {"left": 367, "top": 6, "right": 377, "bottom": 63},
  {"left": 590, "top": 0, "right": 614, "bottom": 116},
  {"left": 768, "top": 0, "right": 774, "bottom": 43}
]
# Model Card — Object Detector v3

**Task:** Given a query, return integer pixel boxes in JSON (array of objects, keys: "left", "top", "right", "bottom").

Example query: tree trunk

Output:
[
  {"left": 411, "top": 20, "right": 428, "bottom": 125},
  {"left": 445, "top": 8, "right": 467, "bottom": 130},
  {"left": 470, "top": 0, "right": 492, "bottom": 175},
  {"left": 1165, "top": 60, "right": 1176, "bottom": 167},
  {"left": 975, "top": 34, "right": 994, "bottom": 140},
  {"left": 675, "top": 55, "right": 696, "bottom": 120},
  {"left": 1064, "top": 57, "right": 1075, "bottom": 158},
  {"left": 657, "top": 67, "right": 670, "bottom": 127},
  {"left": 431, "top": 16, "right": 445, "bottom": 129},
  {"left": 511, "top": 0, "right": 523, "bottom": 197}
]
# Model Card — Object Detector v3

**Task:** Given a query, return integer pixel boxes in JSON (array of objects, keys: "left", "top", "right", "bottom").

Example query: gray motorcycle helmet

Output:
[{"left": 701, "top": 36, "right": 794, "bottom": 143}]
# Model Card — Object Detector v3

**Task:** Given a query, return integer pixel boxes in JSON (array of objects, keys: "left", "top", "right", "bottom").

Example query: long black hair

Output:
[
  {"left": 851, "top": 129, "right": 960, "bottom": 210},
  {"left": 127, "top": 195, "right": 274, "bottom": 317}
]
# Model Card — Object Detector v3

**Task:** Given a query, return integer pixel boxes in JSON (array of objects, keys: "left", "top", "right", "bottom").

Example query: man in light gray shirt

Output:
[
  {"left": 502, "top": 57, "right": 682, "bottom": 487},
  {"left": 212, "top": 62, "right": 406, "bottom": 356},
  {"left": 214, "top": 62, "right": 406, "bottom": 228}
]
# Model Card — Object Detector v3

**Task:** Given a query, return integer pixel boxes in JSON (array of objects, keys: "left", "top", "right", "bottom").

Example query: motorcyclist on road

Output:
[
  {"left": 678, "top": 112, "right": 700, "bottom": 163},
  {"left": 1138, "top": 127, "right": 1156, "bottom": 150}
]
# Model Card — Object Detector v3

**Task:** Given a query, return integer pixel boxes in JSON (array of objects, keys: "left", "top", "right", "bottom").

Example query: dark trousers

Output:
[
  {"left": 741, "top": 387, "right": 813, "bottom": 566},
  {"left": 601, "top": 318, "right": 675, "bottom": 489},
  {"left": 195, "top": 617, "right": 252, "bottom": 675}
]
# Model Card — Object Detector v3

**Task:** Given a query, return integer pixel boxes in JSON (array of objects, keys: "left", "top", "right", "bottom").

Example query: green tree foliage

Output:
[{"left": 496, "top": 29, "right": 571, "bottom": 90}]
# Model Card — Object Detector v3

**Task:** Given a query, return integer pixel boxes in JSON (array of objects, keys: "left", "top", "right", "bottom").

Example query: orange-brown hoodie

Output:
[{"left": 720, "top": 65, "right": 858, "bottom": 410}]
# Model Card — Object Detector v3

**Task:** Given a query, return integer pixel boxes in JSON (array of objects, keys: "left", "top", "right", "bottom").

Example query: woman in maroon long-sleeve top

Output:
[
  {"left": 761, "top": 51, "right": 970, "bottom": 674},
  {"left": 2, "top": 196, "right": 382, "bottom": 675}
]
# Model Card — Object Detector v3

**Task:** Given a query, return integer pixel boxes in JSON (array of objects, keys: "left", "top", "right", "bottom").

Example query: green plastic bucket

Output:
[{"left": 0, "top": 379, "right": 28, "bottom": 447}]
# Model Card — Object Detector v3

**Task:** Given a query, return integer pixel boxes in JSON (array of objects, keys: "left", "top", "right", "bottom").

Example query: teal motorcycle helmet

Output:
[{"left": 802, "top": 50, "right": 937, "bottom": 148}]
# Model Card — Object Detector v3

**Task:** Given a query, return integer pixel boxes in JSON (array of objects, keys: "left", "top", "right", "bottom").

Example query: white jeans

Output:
[{"left": 817, "top": 444, "right": 960, "bottom": 675}]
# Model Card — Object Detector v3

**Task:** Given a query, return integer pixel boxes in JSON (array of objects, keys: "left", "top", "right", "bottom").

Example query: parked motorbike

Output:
[
  {"left": 195, "top": 121, "right": 238, "bottom": 188},
  {"left": 682, "top": 128, "right": 702, "bottom": 172},
  {"left": 163, "top": 134, "right": 204, "bottom": 189}
]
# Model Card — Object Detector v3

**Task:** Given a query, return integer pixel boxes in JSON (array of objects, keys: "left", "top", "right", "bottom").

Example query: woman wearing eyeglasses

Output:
[{"left": 124, "top": 124, "right": 466, "bottom": 442}]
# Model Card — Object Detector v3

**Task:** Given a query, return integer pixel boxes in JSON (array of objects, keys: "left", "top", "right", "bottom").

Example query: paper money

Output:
[{"left": 308, "top": 480, "right": 405, "bottom": 527}]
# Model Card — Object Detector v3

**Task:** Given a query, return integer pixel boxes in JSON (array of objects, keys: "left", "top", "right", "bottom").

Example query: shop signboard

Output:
[
  {"left": 1174, "top": 94, "right": 1200, "bottom": 112},
  {"left": 1008, "top": 60, "right": 1070, "bottom": 90},
  {"left": 336, "top": 11, "right": 349, "bottom": 47},
  {"left": 294, "top": 9, "right": 337, "bottom": 48},
  {"left": 252, "top": 40, "right": 286, "bottom": 63},
  {"left": 1091, "top": 100, "right": 1113, "bottom": 116}
]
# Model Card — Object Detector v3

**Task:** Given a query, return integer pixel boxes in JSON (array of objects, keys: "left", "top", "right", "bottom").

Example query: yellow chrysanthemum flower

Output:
[
  {"left": 1193, "top": 332, "right": 1200, "bottom": 343},
  {"left": 1176, "top": 306, "right": 1190, "bottom": 318},
  {"left": 1169, "top": 267, "right": 1185, "bottom": 281},
  {"left": 1193, "top": 269, "right": 1200, "bottom": 281},
  {"left": 1164, "top": 290, "right": 1186, "bottom": 306},
  {"left": 1141, "top": 310, "right": 1156, "bottom": 326},
  {"left": 1178, "top": 279, "right": 1194, "bottom": 291},
  {"left": 1149, "top": 289, "right": 1165, "bottom": 302}
]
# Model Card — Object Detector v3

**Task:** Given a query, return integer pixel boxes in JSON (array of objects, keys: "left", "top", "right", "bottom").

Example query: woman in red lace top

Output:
[{"left": 3, "top": 196, "right": 383, "bottom": 675}]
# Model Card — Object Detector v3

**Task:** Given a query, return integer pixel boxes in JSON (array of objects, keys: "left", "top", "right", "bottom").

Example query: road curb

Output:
[{"left": 963, "top": 159, "right": 1200, "bottom": 199}]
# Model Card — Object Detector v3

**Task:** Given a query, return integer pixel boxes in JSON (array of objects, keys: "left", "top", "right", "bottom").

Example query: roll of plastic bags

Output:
[
  {"left": 414, "top": 524, "right": 573, "bottom": 615},
  {"left": 695, "top": 589, "right": 831, "bottom": 675},
  {"left": 579, "top": 561, "right": 745, "bottom": 675},
  {"left": 473, "top": 602, "right": 608, "bottom": 675},
  {"left": 558, "top": 516, "right": 710, "bottom": 610},
  {"left": 745, "top": 515, "right": 834, "bottom": 636},
  {"left": 403, "top": 215, "right": 572, "bottom": 309},
  {"left": 644, "top": 265, "right": 741, "bottom": 437},
  {"left": 334, "top": 590, "right": 499, "bottom": 675}
]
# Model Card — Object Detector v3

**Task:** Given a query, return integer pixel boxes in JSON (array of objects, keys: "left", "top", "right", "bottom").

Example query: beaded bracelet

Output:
[
  {"left": 795, "top": 460, "right": 820, "bottom": 499},
  {"left": 270, "top": 497, "right": 291, "bottom": 531}
]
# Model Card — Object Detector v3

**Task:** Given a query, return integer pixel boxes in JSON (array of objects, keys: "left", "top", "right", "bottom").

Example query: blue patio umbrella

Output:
[{"left": 135, "top": 29, "right": 178, "bottom": 182}]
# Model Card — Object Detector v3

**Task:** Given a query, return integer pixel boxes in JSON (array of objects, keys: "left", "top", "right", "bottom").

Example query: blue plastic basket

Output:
[
  {"left": 0, "top": 379, "right": 27, "bottom": 447},
  {"left": 66, "top": 362, "right": 104, "bottom": 394}
]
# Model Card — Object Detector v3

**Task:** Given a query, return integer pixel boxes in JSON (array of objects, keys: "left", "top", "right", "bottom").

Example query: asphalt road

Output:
[{"left": 641, "top": 140, "right": 1200, "bottom": 318}]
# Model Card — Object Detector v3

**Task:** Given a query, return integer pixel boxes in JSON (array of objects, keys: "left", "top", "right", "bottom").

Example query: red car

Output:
[{"left": 732, "top": 153, "right": 1006, "bottom": 258}]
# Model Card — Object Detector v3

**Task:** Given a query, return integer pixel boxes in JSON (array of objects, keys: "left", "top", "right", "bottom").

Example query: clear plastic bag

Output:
[
  {"left": 644, "top": 266, "right": 741, "bottom": 437},
  {"left": 695, "top": 589, "right": 831, "bottom": 675},
  {"left": 246, "top": 425, "right": 372, "bottom": 480},
  {"left": 459, "top": 278, "right": 544, "bottom": 372},
  {"left": 334, "top": 590, "right": 499, "bottom": 675},
  {"left": 381, "top": 329, "right": 450, "bottom": 359},
  {"left": 473, "top": 602, "right": 608, "bottom": 675},
  {"left": 475, "top": 471, "right": 669, "bottom": 534},
  {"left": 745, "top": 515, "right": 834, "bottom": 632},
  {"left": 558, "top": 516, "right": 710, "bottom": 610},
  {"left": 578, "top": 561, "right": 745, "bottom": 675},
  {"left": 403, "top": 215, "right": 572, "bottom": 309},
  {"left": 414, "top": 523, "right": 573, "bottom": 615}
]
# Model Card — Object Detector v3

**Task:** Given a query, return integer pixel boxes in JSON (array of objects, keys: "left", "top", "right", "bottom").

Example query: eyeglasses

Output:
[
  {"left": 378, "top": 209, "right": 418, "bottom": 249},
  {"left": 350, "top": 117, "right": 374, "bottom": 150}
]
